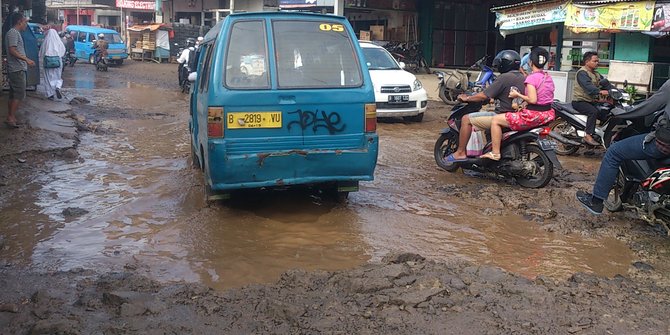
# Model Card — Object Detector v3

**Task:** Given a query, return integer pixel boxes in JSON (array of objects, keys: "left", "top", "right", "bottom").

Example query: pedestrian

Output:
[
  {"left": 5, "top": 12, "right": 36, "bottom": 128},
  {"left": 39, "top": 28, "right": 66, "bottom": 100}
]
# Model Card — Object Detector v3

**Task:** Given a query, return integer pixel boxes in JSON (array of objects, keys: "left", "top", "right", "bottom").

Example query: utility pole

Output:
[{"left": 76, "top": 0, "right": 80, "bottom": 24}]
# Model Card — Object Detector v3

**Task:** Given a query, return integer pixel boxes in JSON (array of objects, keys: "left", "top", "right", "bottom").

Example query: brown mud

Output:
[{"left": 0, "top": 62, "right": 669, "bottom": 334}]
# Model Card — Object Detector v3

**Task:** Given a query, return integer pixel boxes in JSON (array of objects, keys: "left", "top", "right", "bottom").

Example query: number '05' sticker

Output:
[{"left": 319, "top": 23, "right": 344, "bottom": 32}]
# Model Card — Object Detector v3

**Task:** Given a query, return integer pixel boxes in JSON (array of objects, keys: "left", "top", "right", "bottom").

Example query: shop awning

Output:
[
  {"left": 492, "top": 0, "right": 567, "bottom": 37},
  {"left": 128, "top": 24, "right": 169, "bottom": 32}
]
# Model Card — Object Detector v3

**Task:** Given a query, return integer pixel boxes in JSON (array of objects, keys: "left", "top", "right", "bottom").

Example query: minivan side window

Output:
[
  {"left": 272, "top": 20, "right": 363, "bottom": 89},
  {"left": 224, "top": 20, "right": 269, "bottom": 89},
  {"left": 77, "top": 32, "right": 86, "bottom": 42},
  {"left": 199, "top": 44, "right": 215, "bottom": 93}
]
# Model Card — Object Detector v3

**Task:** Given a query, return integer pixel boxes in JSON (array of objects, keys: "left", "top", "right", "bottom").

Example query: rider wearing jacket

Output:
[
  {"left": 577, "top": 79, "right": 670, "bottom": 214},
  {"left": 444, "top": 50, "right": 526, "bottom": 163},
  {"left": 572, "top": 51, "right": 609, "bottom": 146},
  {"left": 178, "top": 38, "right": 196, "bottom": 86},
  {"left": 93, "top": 33, "right": 108, "bottom": 64}
]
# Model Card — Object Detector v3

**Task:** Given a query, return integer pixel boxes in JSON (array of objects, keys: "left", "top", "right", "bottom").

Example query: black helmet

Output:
[
  {"left": 185, "top": 38, "right": 196, "bottom": 47},
  {"left": 492, "top": 50, "right": 521, "bottom": 74}
]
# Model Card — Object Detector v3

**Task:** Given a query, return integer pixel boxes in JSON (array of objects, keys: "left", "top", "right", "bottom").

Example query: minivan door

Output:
[{"left": 222, "top": 18, "right": 370, "bottom": 150}]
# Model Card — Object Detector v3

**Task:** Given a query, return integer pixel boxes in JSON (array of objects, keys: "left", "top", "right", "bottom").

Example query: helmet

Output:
[
  {"left": 98, "top": 33, "right": 105, "bottom": 38},
  {"left": 492, "top": 50, "right": 521, "bottom": 74},
  {"left": 529, "top": 46, "right": 549, "bottom": 69},
  {"left": 642, "top": 167, "right": 670, "bottom": 194},
  {"left": 185, "top": 38, "right": 196, "bottom": 47}
]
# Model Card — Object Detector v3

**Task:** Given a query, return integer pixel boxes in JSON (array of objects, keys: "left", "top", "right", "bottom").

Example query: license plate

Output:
[
  {"left": 227, "top": 112, "right": 282, "bottom": 129},
  {"left": 538, "top": 139, "right": 558, "bottom": 150},
  {"left": 388, "top": 95, "right": 409, "bottom": 103}
]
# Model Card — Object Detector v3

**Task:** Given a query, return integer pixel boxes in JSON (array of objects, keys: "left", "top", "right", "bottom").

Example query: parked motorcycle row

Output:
[
  {"left": 432, "top": 60, "right": 670, "bottom": 234},
  {"left": 382, "top": 41, "right": 431, "bottom": 74}
]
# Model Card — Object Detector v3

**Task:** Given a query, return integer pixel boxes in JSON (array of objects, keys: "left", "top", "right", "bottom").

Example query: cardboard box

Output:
[
  {"left": 360, "top": 30, "right": 371, "bottom": 41},
  {"left": 370, "top": 25, "right": 384, "bottom": 40}
]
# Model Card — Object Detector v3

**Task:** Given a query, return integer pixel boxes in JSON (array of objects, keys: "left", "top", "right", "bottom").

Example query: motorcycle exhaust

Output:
[{"left": 548, "top": 130, "right": 581, "bottom": 146}]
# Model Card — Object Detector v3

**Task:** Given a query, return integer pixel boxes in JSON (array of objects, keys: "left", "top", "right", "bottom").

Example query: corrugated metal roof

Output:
[
  {"left": 490, "top": 0, "right": 554, "bottom": 12},
  {"left": 572, "top": 0, "right": 639, "bottom": 4}
]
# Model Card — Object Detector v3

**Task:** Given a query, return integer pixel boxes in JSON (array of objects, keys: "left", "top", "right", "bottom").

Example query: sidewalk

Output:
[{"left": 0, "top": 91, "right": 77, "bottom": 157}]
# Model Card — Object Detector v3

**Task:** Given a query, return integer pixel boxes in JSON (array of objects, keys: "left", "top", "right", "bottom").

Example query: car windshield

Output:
[{"left": 362, "top": 47, "right": 400, "bottom": 70}]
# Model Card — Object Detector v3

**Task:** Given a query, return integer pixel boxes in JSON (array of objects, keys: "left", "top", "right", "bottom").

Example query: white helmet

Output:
[{"left": 98, "top": 33, "right": 105, "bottom": 38}]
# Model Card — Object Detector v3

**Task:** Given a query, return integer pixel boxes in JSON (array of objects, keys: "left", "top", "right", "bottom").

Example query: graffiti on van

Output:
[{"left": 288, "top": 109, "right": 346, "bottom": 135}]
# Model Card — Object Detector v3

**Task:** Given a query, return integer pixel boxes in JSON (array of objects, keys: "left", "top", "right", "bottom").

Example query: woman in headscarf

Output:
[{"left": 38, "top": 28, "right": 66, "bottom": 100}]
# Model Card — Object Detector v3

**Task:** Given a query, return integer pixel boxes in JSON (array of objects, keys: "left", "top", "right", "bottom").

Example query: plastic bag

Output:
[{"left": 466, "top": 128, "right": 485, "bottom": 157}]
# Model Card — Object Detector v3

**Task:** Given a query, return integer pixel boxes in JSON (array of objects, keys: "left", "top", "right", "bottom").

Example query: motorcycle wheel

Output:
[
  {"left": 604, "top": 172, "right": 624, "bottom": 212},
  {"left": 515, "top": 144, "right": 553, "bottom": 188},
  {"left": 434, "top": 134, "right": 460, "bottom": 172},
  {"left": 549, "top": 119, "right": 579, "bottom": 156},
  {"left": 439, "top": 87, "right": 459, "bottom": 105}
]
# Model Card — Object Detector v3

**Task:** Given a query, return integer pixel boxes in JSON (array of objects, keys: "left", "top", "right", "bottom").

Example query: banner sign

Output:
[
  {"left": 494, "top": 1, "right": 566, "bottom": 37},
  {"left": 116, "top": 0, "right": 156, "bottom": 10},
  {"left": 565, "top": 1, "right": 655, "bottom": 33},
  {"left": 652, "top": 3, "right": 670, "bottom": 32}
]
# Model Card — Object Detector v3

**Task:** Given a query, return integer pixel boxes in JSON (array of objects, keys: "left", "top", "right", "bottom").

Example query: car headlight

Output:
[{"left": 413, "top": 79, "right": 423, "bottom": 91}]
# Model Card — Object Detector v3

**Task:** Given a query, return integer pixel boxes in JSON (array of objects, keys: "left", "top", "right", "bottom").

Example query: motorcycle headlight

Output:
[{"left": 413, "top": 79, "right": 423, "bottom": 91}]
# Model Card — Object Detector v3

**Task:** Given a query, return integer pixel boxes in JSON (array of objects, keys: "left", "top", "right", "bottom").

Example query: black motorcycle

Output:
[
  {"left": 61, "top": 50, "right": 77, "bottom": 71},
  {"left": 602, "top": 85, "right": 670, "bottom": 234},
  {"left": 434, "top": 101, "right": 561, "bottom": 188},
  {"left": 549, "top": 80, "right": 630, "bottom": 155}
]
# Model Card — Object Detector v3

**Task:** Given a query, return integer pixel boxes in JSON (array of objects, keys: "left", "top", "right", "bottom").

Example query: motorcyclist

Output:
[
  {"left": 444, "top": 50, "right": 526, "bottom": 163},
  {"left": 93, "top": 33, "right": 108, "bottom": 64},
  {"left": 177, "top": 37, "right": 196, "bottom": 86},
  {"left": 571, "top": 51, "right": 609, "bottom": 146},
  {"left": 577, "top": 78, "right": 670, "bottom": 214}
]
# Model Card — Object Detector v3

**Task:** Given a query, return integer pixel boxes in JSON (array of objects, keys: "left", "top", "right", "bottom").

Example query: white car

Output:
[{"left": 359, "top": 41, "right": 428, "bottom": 122}]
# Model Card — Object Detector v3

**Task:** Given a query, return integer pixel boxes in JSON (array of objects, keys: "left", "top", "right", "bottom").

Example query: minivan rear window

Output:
[
  {"left": 272, "top": 20, "right": 362, "bottom": 89},
  {"left": 224, "top": 20, "right": 270, "bottom": 89}
]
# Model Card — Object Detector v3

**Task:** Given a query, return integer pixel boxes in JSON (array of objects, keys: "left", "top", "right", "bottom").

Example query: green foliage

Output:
[{"left": 624, "top": 85, "right": 638, "bottom": 104}]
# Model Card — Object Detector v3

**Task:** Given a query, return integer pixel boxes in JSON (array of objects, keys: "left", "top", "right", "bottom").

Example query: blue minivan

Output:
[
  {"left": 190, "top": 12, "right": 378, "bottom": 201},
  {"left": 65, "top": 25, "right": 128, "bottom": 65}
]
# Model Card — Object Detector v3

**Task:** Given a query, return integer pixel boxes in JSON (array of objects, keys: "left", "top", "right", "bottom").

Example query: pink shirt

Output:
[{"left": 525, "top": 71, "right": 554, "bottom": 105}]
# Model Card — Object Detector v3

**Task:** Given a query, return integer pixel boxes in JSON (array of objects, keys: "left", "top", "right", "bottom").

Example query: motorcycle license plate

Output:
[
  {"left": 538, "top": 139, "right": 558, "bottom": 150},
  {"left": 388, "top": 95, "right": 409, "bottom": 103}
]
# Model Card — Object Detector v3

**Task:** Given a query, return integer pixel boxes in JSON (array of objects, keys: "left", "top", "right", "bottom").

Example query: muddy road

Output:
[{"left": 0, "top": 61, "right": 669, "bottom": 334}]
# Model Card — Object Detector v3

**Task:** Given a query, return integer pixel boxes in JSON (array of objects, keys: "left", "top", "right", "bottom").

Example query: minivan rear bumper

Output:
[{"left": 206, "top": 134, "right": 379, "bottom": 191}]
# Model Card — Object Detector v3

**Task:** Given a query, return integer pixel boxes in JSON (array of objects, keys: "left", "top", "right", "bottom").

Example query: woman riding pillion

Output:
[{"left": 483, "top": 47, "right": 555, "bottom": 161}]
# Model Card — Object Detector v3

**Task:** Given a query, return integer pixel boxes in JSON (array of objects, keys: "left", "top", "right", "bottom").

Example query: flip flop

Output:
[
  {"left": 444, "top": 154, "right": 467, "bottom": 164},
  {"left": 5, "top": 121, "right": 19, "bottom": 129}
]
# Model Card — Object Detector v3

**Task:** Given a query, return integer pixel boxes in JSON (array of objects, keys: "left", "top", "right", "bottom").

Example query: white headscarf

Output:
[{"left": 40, "top": 29, "right": 66, "bottom": 58}]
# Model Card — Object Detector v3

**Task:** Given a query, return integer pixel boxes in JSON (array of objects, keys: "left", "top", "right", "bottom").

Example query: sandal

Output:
[
  {"left": 479, "top": 152, "right": 501, "bottom": 161},
  {"left": 444, "top": 154, "right": 468, "bottom": 164}
]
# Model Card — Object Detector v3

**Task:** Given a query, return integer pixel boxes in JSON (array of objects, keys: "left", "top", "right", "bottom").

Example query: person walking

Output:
[
  {"left": 39, "top": 28, "right": 66, "bottom": 100},
  {"left": 5, "top": 12, "right": 36, "bottom": 128}
]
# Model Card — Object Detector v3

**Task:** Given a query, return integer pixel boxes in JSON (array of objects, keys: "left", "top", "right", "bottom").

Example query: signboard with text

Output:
[
  {"left": 494, "top": 1, "right": 566, "bottom": 37},
  {"left": 652, "top": 3, "right": 670, "bottom": 32},
  {"left": 116, "top": 0, "right": 156, "bottom": 10},
  {"left": 565, "top": 1, "right": 655, "bottom": 33}
]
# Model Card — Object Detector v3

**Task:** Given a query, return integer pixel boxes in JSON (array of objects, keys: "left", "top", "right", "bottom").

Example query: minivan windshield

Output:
[
  {"left": 99, "top": 33, "right": 123, "bottom": 44},
  {"left": 362, "top": 47, "right": 400, "bottom": 70},
  {"left": 272, "top": 20, "right": 363, "bottom": 88}
]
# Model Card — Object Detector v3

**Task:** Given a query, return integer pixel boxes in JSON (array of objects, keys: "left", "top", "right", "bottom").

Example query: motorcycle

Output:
[
  {"left": 61, "top": 50, "right": 77, "bottom": 70},
  {"left": 176, "top": 44, "right": 193, "bottom": 93},
  {"left": 602, "top": 84, "right": 670, "bottom": 234},
  {"left": 383, "top": 41, "right": 431, "bottom": 74},
  {"left": 433, "top": 101, "right": 562, "bottom": 188},
  {"left": 435, "top": 55, "right": 495, "bottom": 105},
  {"left": 549, "top": 81, "right": 630, "bottom": 155}
]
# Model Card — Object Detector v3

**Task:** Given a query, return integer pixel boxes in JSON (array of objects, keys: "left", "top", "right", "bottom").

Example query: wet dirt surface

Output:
[{"left": 0, "top": 62, "right": 669, "bottom": 334}]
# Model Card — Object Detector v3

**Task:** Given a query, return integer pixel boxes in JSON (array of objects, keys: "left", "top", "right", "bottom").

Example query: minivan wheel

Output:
[{"left": 190, "top": 136, "right": 201, "bottom": 170}]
